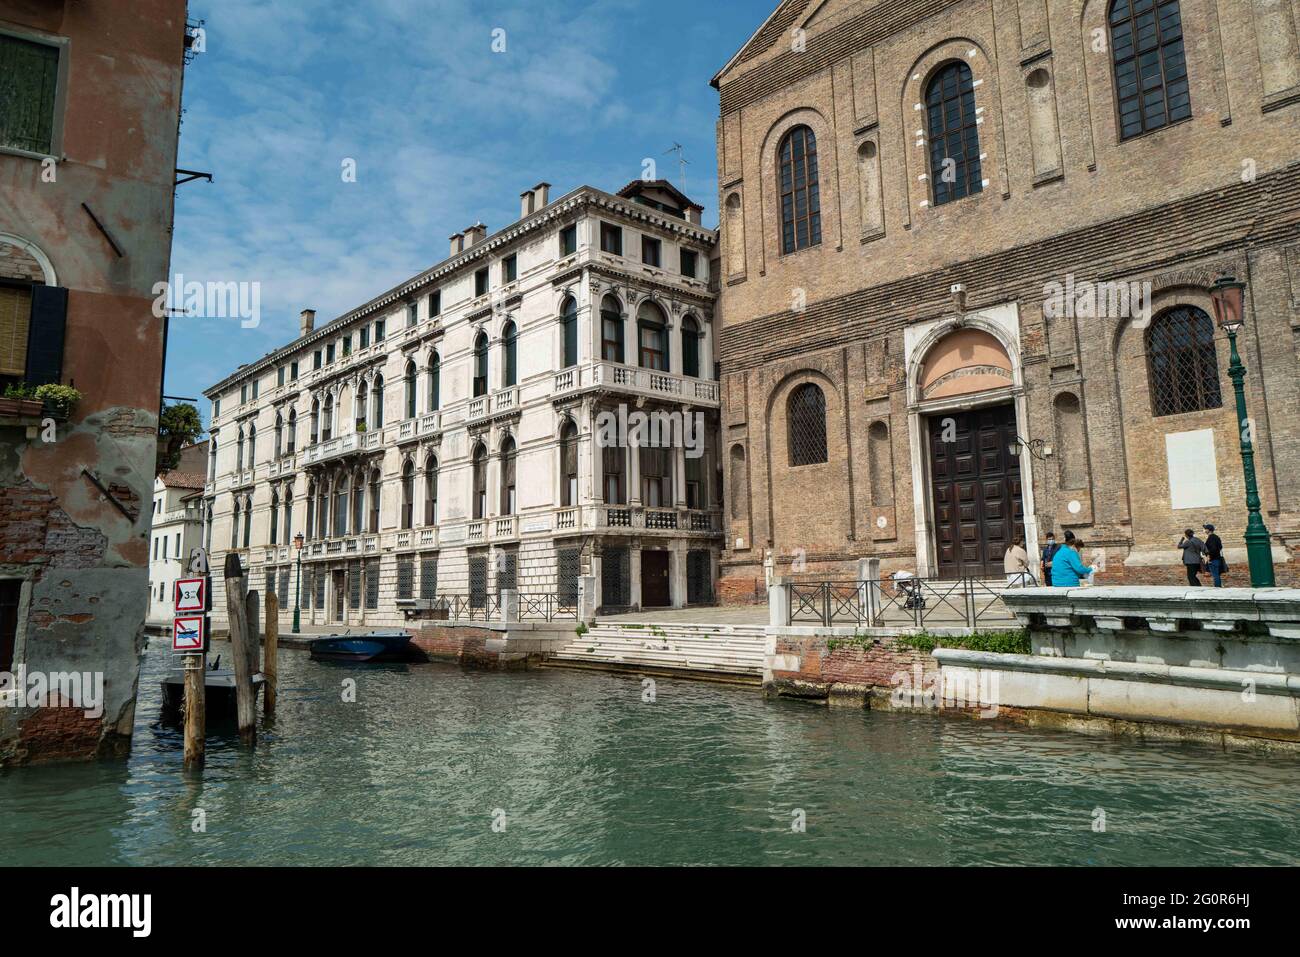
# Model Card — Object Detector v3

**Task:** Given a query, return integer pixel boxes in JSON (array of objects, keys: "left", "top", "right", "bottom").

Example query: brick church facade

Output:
[{"left": 711, "top": 0, "right": 1300, "bottom": 596}]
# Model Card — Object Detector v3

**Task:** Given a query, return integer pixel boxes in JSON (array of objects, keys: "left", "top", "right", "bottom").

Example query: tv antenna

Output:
[{"left": 663, "top": 143, "right": 690, "bottom": 190}]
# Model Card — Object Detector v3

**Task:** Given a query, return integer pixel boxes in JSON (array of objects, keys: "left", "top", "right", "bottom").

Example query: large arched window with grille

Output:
[
  {"left": 788, "top": 383, "right": 828, "bottom": 466},
  {"left": 778, "top": 125, "right": 821, "bottom": 254},
  {"left": 351, "top": 470, "right": 365, "bottom": 532},
  {"left": 561, "top": 298, "right": 578, "bottom": 368},
  {"left": 473, "top": 332, "right": 489, "bottom": 396},
  {"left": 503, "top": 320, "right": 518, "bottom": 387},
  {"left": 926, "top": 61, "right": 983, "bottom": 206},
  {"left": 1109, "top": 0, "right": 1190, "bottom": 140},
  {"left": 500, "top": 436, "right": 517, "bottom": 515},
  {"left": 1146, "top": 305, "right": 1222, "bottom": 417},
  {"left": 334, "top": 474, "right": 350, "bottom": 537}
]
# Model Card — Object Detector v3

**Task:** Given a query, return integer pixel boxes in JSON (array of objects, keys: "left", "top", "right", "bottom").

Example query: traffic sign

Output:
[
  {"left": 174, "top": 578, "right": 206, "bottom": 613},
  {"left": 173, "top": 615, "right": 205, "bottom": 652}
]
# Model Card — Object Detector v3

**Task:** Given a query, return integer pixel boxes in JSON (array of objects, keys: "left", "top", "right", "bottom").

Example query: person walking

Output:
[
  {"left": 1040, "top": 532, "right": 1061, "bottom": 585},
  {"left": 1004, "top": 535, "right": 1033, "bottom": 587},
  {"left": 1050, "top": 538, "right": 1095, "bottom": 587},
  {"left": 1203, "top": 523, "right": 1224, "bottom": 588},
  {"left": 1178, "top": 528, "right": 1207, "bottom": 586}
]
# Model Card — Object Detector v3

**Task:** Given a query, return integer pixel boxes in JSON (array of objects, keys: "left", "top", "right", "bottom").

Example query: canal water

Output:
[{"left": 3, "top": 638, "right": 1299, "bottom": 866}]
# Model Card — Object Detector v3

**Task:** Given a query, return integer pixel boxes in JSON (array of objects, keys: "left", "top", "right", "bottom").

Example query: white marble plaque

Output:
[{"left": 1165, "top": 429, "right": 1220, "bottom": 510}]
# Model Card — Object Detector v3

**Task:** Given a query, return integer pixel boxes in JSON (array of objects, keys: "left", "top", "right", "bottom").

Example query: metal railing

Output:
[
  {"left": 419, "top": 593, "right": 579, "bottom": 623},
  {"left": 787, "top": 577, "right": 1017, "bottom": 628}
]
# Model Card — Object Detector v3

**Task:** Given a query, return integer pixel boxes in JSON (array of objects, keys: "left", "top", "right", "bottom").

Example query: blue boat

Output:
[{"left": 309, "top": 629, "right": 414, "bottom": 663}]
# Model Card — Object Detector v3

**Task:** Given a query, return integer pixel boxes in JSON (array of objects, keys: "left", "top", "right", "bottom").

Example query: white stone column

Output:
[
  {"left": 670, "top": 542, "right": 687, "bottom": 608},
  {"left": 628, "top": 441, "right": 642, "bottom": 506},
  {"left": 630, "top": 547, "right": 642, "bottom": 608}
]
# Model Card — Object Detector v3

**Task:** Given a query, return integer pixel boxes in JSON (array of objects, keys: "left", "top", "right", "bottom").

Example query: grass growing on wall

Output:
[{"left": 894, "top": 629, "right": 1031, "bottom": 656}]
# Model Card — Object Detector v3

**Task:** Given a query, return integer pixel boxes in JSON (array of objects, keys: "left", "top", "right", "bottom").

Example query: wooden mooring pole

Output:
[
  {"left": 224, "top": 553, "right": 257, "bottom": 744},
  {"left": 264, "top": 591, "right": 279, "bottom": 717},
  {"left": 182, "top": 653, "right": 205, "bottom": 768}
]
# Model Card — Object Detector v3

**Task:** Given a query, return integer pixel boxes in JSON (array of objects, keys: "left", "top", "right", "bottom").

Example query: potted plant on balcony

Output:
[
  {"left": 0, "top": 382, "right": 45, "bottom": 418},
  {"left": 34, "top": 383, "right": 82, "bottom": 421}
]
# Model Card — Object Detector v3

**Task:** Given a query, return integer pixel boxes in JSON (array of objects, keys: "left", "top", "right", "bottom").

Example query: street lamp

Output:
[
  {"left": 1209, "top": 275, "right": 1274, "bottom": 587},
  {"left": 292, "top": 531, "right": 305, "bottom": 633}
]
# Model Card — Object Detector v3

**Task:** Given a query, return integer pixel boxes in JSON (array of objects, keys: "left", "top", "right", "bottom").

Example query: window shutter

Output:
[
  {"left": 25, "top": 284, "right": 67, "bottom": 385},
  {"left": 0, "top": 284, "right": 33, "bottom": 378}
]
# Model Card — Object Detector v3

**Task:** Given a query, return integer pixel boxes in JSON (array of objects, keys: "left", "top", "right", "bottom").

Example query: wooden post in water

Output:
[
  {"left": 246, "top": 588, "right": 261, "bottom": 679},
  {"left": 264, "top": 591, "right": 279, "bottom": 717},
  {"left": 224, "top": 553, "right": 257, "bottom": 744},
  {"left": 182, "top": 654, "right": 206, "bottom": 768}
]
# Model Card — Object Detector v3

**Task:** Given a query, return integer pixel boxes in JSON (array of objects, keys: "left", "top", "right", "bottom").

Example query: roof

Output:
[
  {"left": 159, "top": 471, "right": 207, "bottom": 491},
  {"left": 616, "top": 179, "right": 705, "bottom": 211},
  {"left": 710, "top": 0, "right": 814, "bottom": 89}
]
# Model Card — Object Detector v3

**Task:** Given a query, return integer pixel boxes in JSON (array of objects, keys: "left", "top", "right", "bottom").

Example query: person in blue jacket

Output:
[{"left": 1050, "top": 539, "right": 1095, "bottom": 587}]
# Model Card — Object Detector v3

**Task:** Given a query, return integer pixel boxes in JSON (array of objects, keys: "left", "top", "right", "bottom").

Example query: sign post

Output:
[{"left": 178, "top": 548, "right": 211, "bottom": 768}]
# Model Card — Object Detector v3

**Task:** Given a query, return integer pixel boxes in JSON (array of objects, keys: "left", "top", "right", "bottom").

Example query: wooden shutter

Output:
[
  {"left": 25, "top": 284, "right": 67, "bottom": 385},
  {"left": 0, "top": 34, "right": 59, "bottom": 154},
  {"left": 0, "top": 284, "right": 33, "bottom": 378}
]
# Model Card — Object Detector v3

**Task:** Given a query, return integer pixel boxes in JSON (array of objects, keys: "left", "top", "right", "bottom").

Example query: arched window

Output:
[
  {"left": 926, "top": 61, "right": 983, "bottom": 206},
  {"left": 270, "top": 489, "right": 280, "bottom": 545},
  {"left": 322, "top": 394, "right": 334, "bottom": 441},
  {"left": 242, "top": 494, "right": 252, "bottom": 548},
  {"left": 681, "top": 316, "right": 701, "bottom": 378},
  {"left": 351, "top": 470, "right": 365, "bottom": 532},
  {"left": 310, "top": 398, "right": 320, "bottom": 444},
  {"left": 334, "top": 474, "right": 349, "bottom": 537},
  {"left": 788, "top": 383, "right": 828, "bottom": 466},
  {"left": 559, "top": 422, "right": 578, "bottom": 507},
  {"left": 355, "top": 381, "right": 368, "bottom": 431},
  {"left": 428, "top": 353, "right": 440, "bottom": 411},
  {"left": 602, "top": 443, "right": 625, "bottom": 504},
  {"left": 472, "top": 444, "right": 487, "bottom": 519},
  {"left": 729, "top": 444, "right": 748, "bottom": 520},
  {"left": 404, "top": 359, "right": 418, "bottom": 419},
  {"left": 561, "top": 297, "right": 578, "bottom": 368},
  {"left": 637, "top": 301, "right": 668, "bottom": 371},
  {"left": 305, "top": 481, "right": 316, "bottom": 542},
  {"left": 247, "top": 424, "right": 256, "bottom": 466},
  {"left": 230, "top": 497, "right": 241, "bottom": 548},
  {"left": 400, "top": 460, "right": 414, "bottom": 529},
  {"left": 283, "top": 490, "right": 293, "bottom": 545},
  {"left": 500, "top": 436, "right": 517, "bottom": 515},
  {"left": 371, "top": 374, "right": 385, "bottom": 428},
  {"left": 208, "top": 436, "right": 217, "bottom": 481},
  {"left": 236, "top": 427, "right": 245, "bottom": 471},
  {"left": 316, "top": 481, "right": 329, "bottom": 538},
  {"left": 503, "top": 320, "right": 518, "bottom": 387},
  {"left": 473, "top": 331, "right": 489, "bottom": 396},
  {"left": 424, "top": 455, "right": 438, "bottom": 525},
  {"left": 640, "top": 445, "right": 672, "bottom": 506},
  {"left": 600, "top": 295, "right": 624, "bottom": 363},
  {"left": 368, "top": 468, "right": 381, "bottom": 533},
  {"left": 286, "top": 410, "right": 297, "bottom": 454},
  {"left": 778, "top": 125, "right": 821, "bottom": 254},
  {"left": 1108, "top": 0, "right": 1190, "bottom": 140},
  {"left": 205, "top": 501, "right": 213, "bottom": 550},
  {"left": 1147, "top": 305, "right": 1222, "bottom": 417},
  {"left": 274, "top": 413, "right": 284, "bottom": 459}
]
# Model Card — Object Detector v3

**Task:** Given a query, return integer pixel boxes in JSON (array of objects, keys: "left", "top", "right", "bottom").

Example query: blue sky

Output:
[{"left": 166, "top": 0, "right": 773, "bottom": 424}]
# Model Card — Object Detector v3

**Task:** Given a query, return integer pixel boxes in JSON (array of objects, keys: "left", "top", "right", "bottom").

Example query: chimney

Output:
[
  {"left": 520, "top": 190, "right": 535, "bottom": 219},
  {"left": 449, "top": 232, "right": 465, "bottom": 256},
  {"left": 532, "top": 181, "right": 550, "bottom": 209},
  {"left": 299, "top": 309, "right": 316, "bottom": 337},
  {"left": 463, "top": 222, "right": 487, "bottom": 247}
]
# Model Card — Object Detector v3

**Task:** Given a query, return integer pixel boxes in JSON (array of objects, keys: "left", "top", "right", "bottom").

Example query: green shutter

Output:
[{"left": 0, "top": 35, "right": 59, "bottom": 154}]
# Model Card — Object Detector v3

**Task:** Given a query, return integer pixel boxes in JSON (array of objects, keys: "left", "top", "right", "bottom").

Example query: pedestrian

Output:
[
  {"left": 1040, "top": 532, "right": 1061, "bottom": 585},
  {"left": 1178, "top": 527, "right": 1207, "bottom": 586},
  {"left": 1004, "top": 534, "right": 1033, "bottom": 587},
  {"left": 1203, "top": 523, "right": 1224, "bottom": 588},
  {"left": 1050, "top": 538, "right": 1095, "bottom": 587}
]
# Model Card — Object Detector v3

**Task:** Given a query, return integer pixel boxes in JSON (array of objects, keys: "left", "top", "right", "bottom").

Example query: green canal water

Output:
[{"left": 3, "top": 638, "right": 1299, "bottom": 866}]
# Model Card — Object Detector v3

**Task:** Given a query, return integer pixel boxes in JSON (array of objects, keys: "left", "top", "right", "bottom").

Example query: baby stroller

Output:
[{"left": 892, "top": 572, "right": 926, "bottom": 610}]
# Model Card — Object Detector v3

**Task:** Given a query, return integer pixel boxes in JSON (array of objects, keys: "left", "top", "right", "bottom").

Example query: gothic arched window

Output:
[
  {"left": 926, "top": 61, "right": 982, "bottom": 206},
  {"left": 474, "top": 332, "right": 489, "bottom": 396},
  {"left": 1108, "top": 0, "right": 1190, "bottom": 140},
  {"left": 1147, "top": 305, "right": 1222, "bottom": 417},
  {"left": 503, "top": 320, "right": 518, "bottom": 387},
  {"left": 561, "top": 298, "right": 578, "bottom": 368},
  {"left": 778, "top": 125, "right": 821, "bottom": 254},
  {"left": 788, "top": 383, "right": 828, "bottom": 466}
]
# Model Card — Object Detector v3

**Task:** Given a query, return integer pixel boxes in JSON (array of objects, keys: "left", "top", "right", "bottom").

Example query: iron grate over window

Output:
[
  {"left": 1147, "top": 305, "right": 1222, "bottom": 417},
  {"left": 1108, "top": 0, "right": 1190, "bottom": 140},
  {"left": 348, "top": 560, "right": 362, "bottom": 610},
  {"left": 687, "top": 550, "right": 713, "bottom": 605},
  {"left": 788, "top": 383, "right": 828, "bottom": 466},
  {"left": 277, "top": 567, "right": 290, "bottom": 609},
  {"left": 365, "top": 560, "right": 379, "bottom": 610},
  {"left": 495, "top": 550, "right": 517, "bottom": 593},
  {"left": 925, "top": 60, "right": 983, "bottom": 206},
  {"left": 557, "top": 548, "right": 581, "bottom": 607},
  {"left": 397, "top": 556, "right": 415, "bottom": 600},
  {"left": 469, "top": 555, "right": 488, "bottom": 608},
  {"left": 314, "top": 568, "right": 326, "bottom": 608},
  {"left": 420, "top": 555, "right": 438, "bottom": 600},
  {"left": 265, "top": 569, "right": 276, "bottom": 606},
  {"left": 602, "top": 547, "right": 630, "bottom": 607}
]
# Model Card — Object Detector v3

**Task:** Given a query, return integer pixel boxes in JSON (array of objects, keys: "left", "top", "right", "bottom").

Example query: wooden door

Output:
[{"left": 641, "top": 551, "right": 671, "bottom": 607}]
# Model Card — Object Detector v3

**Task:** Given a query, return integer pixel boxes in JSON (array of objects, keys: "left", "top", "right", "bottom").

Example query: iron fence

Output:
[
  {"left": 787, "top": 577, "right": 1018, "bottom": 628},
  {"left": 423, "top": 592, "right": 578, "bottom": 623}
]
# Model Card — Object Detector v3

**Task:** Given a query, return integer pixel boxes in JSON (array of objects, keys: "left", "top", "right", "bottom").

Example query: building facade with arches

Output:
[
  {"left": 203, "top": 180, "right": 722, "bottom": 628},
  {"left": 711, "top": 0, "right": 1300, "bottom": 593}
]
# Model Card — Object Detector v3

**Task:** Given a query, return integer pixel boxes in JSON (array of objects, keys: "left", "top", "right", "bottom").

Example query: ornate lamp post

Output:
[
  {"left": 1209, "top": 276, "right": 1275, "bottom": 587},
  {"left": 292, "top": 531, "right": 305, "bottom": 633}
]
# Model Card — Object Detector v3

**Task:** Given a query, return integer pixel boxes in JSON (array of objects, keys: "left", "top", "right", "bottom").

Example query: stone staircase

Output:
[{"left": 545, "top": 621, "right": 768, "bottom": 683}]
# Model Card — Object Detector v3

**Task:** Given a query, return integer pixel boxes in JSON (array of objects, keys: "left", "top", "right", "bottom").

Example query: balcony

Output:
[
  {"left": 302, "top": 430, "right": 379, "bottom": 464},
  {"left": 396, "top": 412, "right": 441, "bottom": 444},
  {"left": 493, "top": 516, "right": 516, "bottom": 539},
  {"left": 542, "top": 504, "right": 722, "bottom": 536},
  {"left": 467, "top": 387, "right": 518, "bottom": 424},
  {"left": 554, "top": 361, "right": 719, "bottom": 406}
]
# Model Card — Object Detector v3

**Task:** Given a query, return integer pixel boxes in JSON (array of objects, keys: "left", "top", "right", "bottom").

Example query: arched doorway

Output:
[{"left": 908, "top": 318, "right": 1033, "bottom": 579}]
